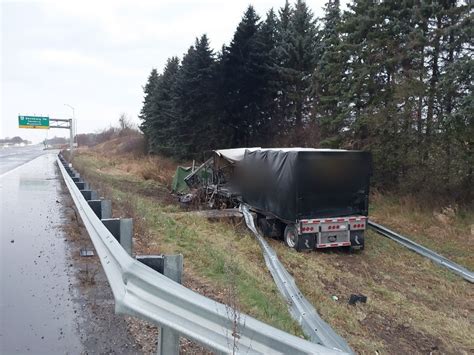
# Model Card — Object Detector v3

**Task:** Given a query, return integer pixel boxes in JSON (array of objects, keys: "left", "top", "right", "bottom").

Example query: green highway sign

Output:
[{"left": 18, "top": 115, "right": 50, "bottom": 129}]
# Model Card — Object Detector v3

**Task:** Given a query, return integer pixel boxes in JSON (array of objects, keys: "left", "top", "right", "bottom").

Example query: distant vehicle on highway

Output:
[{"left": 186, "top": 148, "right": 372, "bottom": 252}]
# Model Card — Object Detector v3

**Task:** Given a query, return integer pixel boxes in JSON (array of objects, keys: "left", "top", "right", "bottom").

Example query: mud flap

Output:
[
  {"left": 350, "top": 231, "right": 365, "bottom": 250},
  {"left": 296, "top": 234, "right": 316, "bottom": 252}
]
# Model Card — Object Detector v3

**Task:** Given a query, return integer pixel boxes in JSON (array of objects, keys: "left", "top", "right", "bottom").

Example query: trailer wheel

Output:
[
  {"left": 284, "top": 225, "right": 299, "bottom": 250},
  {"left": 257, "top": 215, "right": 284, "bottom": 239}
]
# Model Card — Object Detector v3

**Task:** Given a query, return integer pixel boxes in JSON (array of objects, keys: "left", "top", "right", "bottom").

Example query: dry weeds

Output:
[
  {"left": 370, "top": 191, "right": 474, "bottom": 269},
  {"left": 75, "top": 148, "right": 178, "bottom": 188}
]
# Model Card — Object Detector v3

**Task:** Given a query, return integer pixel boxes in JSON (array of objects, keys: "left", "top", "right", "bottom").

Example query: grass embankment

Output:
[
  {"left": 369, "top": 192, "right": 473, "bottom": 270},
  {"left": 72, "top": 147, "right": 473, "bottom": 354}
]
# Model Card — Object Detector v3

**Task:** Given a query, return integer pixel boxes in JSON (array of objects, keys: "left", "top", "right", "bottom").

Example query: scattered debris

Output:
[
  {"left": 179, "top": 193, "right": 194, "bottom": 204},
  {"left": 80, "top": 248, "right": 94, "bottom": 257},
  {"left": 331, "top": 295, "right": 339, "bottom": 301},
  {"left": 348, "top": 294, "right": 367, "bottom": 306},
  {"left": 172, "top": 208, "right": 247, "bottom": 223},
  {"left": 433, "top": 205, "right": 457, "bottom": 225}
]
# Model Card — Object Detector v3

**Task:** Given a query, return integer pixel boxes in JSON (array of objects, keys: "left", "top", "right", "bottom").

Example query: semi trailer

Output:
[{"left": 186, "top": 148, "right": 372, "bottom": 252}]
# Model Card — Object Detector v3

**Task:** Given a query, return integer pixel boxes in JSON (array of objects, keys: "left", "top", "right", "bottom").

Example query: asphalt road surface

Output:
[
  {"left": 0, "top": 145, "right": 48, "bottom": 176},
  {"left": 0, "top": 152, "right": 83, "bottom": 353},
  {"left": 0, "top": 150, "right": 140, "bottom": 354}
]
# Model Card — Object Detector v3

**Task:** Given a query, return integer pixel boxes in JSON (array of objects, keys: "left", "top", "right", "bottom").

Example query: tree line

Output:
[{"left": 139, "top": 0, "right": 472, "bottom": 200}]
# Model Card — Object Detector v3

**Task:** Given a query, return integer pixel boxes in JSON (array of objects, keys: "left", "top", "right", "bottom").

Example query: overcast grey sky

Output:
[{"left": 1, "top": 0, "right": 340, "bottom": 143}]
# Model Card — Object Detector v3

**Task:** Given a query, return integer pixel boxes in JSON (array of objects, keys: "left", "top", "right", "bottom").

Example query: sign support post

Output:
[{"left": 18, "top": 115, "right": 74, "bottom": 159}]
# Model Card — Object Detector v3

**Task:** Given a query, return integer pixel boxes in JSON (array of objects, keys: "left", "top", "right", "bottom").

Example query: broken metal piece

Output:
[
  {"left": 348, "top": 294, "right": 367, "bottom": 305},
  {"left": 80, "top": 248, "right": 94, "bottom": 257}
]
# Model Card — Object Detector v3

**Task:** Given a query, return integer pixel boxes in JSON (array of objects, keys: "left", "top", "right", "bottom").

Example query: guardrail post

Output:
[
  {"left": 81, "top": 190, "right": 99, "bottom": 201},
  {"left": 136, "top": 255, "right": 183, "bottom": 355},
  {"left": 158, "top": 255, "right": 182, "bottom": 355},
  {"left": 102, "top": 218, "right": 133, "bottom": 255},
  {"left": 88, "top": 200, "right": 112, "bottom": 220},
  {"left": 75, "top": 181, "right": 87, "bottom": 190}
]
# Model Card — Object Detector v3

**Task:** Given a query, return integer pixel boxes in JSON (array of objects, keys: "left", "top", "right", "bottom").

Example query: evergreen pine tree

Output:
[
  {"left": 139, "top": 68, "right": 160, "bottom": 151},
  {"left": 435, "top": 0, "right": 472, "bottom": 197},
  {"left": 273, "top": 0, "right": 294, "bottom": 141},
  {"left": 339, "top": 0, "right": 411, "bottom": 186},
  {"left": 220, "top": 6, "right": 267, "bottom": 147},
  {"left": 148, "top": 57, "right": 180, "bottom": 155},
  {"left": 276, "top": 0, "right": 319, "bottom": 144},
  {"left": 173, "top": 34, "right": 219, "bottom": 158},
  {"left": 312, "top": 0, "right": 346, "bottom": 147},
  {"left": 254, "top": 8, "right": 280, "bottom": 145}
]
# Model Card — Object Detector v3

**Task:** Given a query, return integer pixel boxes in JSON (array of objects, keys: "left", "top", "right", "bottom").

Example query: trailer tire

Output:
[
  {"left": 284, "top": 224, "right": 299, "bottom": 250},
  {"left": 257, "top": 214, "right": 272, "bottom": 237},
  {"left": 258, "top": 215, "right": 284, "bottom": 239}
]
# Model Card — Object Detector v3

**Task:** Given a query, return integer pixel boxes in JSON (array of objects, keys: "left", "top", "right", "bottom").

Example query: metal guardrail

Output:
[
  {"left": 368, "top": 220, "right": 474, "bottom": 283},
  {"left": 240, "top": 204, "right": 353, "bottom": 354},
  {"left": 57, "top": 156, "right": 342, "bottom": 354}
]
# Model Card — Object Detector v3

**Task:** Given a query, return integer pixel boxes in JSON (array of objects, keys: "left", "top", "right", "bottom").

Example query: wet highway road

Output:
[
  {"left": 0, "top": 145, "right": 48, "bottom": 176},
  {"left": 0, "top": 153, "right": 83, "bottom": 353}
]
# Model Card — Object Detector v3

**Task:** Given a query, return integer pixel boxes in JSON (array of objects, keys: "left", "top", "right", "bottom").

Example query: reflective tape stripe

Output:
[
  {"left": 317, "top": 242, "right": 351, "bottom": 248},
  {"left": 300, "top": 216, "right": 366, "bottom": 224}
]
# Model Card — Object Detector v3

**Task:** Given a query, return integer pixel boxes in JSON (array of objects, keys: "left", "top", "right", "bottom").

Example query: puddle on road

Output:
[
  {"left": 0, "top": 154, "right": 83, "bottom": 353},
  {"left": 19, "top": 178, "right": 51, "bottom": 191}
]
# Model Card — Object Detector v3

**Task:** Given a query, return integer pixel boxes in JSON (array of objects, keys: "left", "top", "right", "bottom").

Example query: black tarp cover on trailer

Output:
[{"left": 238, "top": 148, "right": 372, "bottom": 222}]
